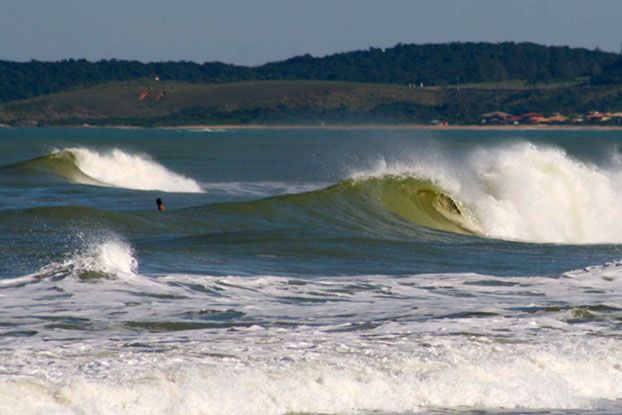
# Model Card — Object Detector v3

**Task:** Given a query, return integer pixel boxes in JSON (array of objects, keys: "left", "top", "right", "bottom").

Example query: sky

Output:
[{"left": 1, "top": 0, "right": 621, "bottom": 66}]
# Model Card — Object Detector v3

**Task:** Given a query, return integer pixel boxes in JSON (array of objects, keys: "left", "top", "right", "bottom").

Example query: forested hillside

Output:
[{"left": 1, "top": 42, "right": 621, "bottom": 104}]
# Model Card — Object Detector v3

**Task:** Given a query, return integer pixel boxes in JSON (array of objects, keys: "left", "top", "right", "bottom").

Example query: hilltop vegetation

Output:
[
  {"left": 2, "top": 42, "right": 622, "bottom": 104},
  {"left": 2, "top": 42, "right": 622, "bottom": 126}
]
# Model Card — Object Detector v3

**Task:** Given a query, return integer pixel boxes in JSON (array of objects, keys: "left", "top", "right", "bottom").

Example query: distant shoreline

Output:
[
  {"left": 3, "top": 123, "right": 622, "bottom": 131},
  {"left": 166, "top": 124, "right": 622, "bottom": 131}
]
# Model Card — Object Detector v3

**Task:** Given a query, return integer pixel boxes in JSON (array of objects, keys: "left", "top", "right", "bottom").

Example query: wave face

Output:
[
  {"left": 352, "top": 142, "right": 622, "bottom": 244},
  {"left": 263, "top": 176, "right": 480, "bottom": 237},
  {"left": 14, "top": 147, "right": 204, "bottom": 192}
]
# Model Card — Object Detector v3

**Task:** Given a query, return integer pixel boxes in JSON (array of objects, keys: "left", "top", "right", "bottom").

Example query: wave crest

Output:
[
  {"left": 351, "top": 142, "right": 622, "bottom": 244},
  {"left": 0, "top": 237, "right": 138, "bottom": 287},
  {"left": 12, "top": 147, "right": 204, "bottom": 193},
  {"left": 329, "top": 176, "right": 480, "bottom": 235}
]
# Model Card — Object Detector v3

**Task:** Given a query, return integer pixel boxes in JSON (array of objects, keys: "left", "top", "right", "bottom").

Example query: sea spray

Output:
[
  {"left": 19, "top": 236, "right": 140, "bottom": 283},
  {"left": 52, "top": 147, "right": 204, "bottom": 192},
  {"left": 351, "top": 142, "right": 622, "bottom": 244},
  {"left": 466, "top": 143, "right": 622, "bottom": 243}
]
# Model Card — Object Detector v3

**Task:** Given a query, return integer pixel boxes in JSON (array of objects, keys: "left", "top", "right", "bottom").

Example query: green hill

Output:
[
  {"left": 2, "top": 42, "right": 621, "bottom": 104},
  {"left": 0, "top": 80, "right": 440, "bottom": 125},
  {"left": 2, "top": 79, "right": 622, "bottom": 126}
]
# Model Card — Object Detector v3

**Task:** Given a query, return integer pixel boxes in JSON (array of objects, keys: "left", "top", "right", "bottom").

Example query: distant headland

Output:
[{"left": 1, "top": 42, "right": 622, "bottom": 127}]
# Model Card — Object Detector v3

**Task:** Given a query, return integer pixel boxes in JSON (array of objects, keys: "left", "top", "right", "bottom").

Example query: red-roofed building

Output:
[
  {"left": 480, "top": 111, "right": 513, "bottom": 124},
  {"left": 586, "top": 111, "right": 607, "bottom": 122},
  {"left": 520, "top": 112, "right": 546, "bottom": 124}
]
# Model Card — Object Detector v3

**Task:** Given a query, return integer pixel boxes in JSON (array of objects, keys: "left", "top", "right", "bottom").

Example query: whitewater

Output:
[{"left": 1, "top": 127, "right": 622, "bottom": 415}]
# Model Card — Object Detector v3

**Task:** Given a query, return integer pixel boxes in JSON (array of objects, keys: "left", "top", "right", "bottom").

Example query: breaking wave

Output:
[
  {"left": 0, "top": 237, "right": 139, "bottom": 288},
  {"left": 264, "top": 176, "right": 481, "bottom": 236},
  {"left": 8, "top": 147, "right": 203, "bottom": 192},
  {"left": 5, "top": 142, "right": 622, "bottom": 244},
  {"left": 349, "top": 142, "right": 622, "bottom": 244}
]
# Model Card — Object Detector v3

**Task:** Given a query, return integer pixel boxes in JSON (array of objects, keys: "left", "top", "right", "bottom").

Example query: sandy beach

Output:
[{"left": 168, "top": 123, "right": 622, "bottom": 131}]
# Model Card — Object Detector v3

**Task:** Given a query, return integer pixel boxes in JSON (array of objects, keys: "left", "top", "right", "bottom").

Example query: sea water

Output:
[{"left": 0, "top": 127, "right": 621, "bottom": 414}]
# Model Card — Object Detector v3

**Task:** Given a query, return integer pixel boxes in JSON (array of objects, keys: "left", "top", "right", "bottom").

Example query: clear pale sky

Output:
[{"left": 1, "top": 0, "right": 621, "bottom": 66}]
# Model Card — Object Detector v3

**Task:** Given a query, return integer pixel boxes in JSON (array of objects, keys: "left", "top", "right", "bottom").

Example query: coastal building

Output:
[
  {"left": 547, "top": 113, "right": 569, "bottom": 124},
  {"left": 520, "top": 112, "right": 546, "bottom": 124},
  {"left": 586, "top": 111, "right": 608, "bottom": 122},
  {"left": 479, "top": 110, "right": 622, "bottom": 126},
  {"left": 506, "top": 115, "right": 522, "bottom": 124},
  {"left": 480, "top": 111, "right": 512, "bottom": 124}
]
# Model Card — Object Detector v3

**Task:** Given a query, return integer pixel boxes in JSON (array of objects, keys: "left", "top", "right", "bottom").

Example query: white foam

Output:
[
  {"left": 0, "top": 237, "right": 144, "bottom": 289},
  {"left": 1, "top": 257, "right": 621, "bottom": 413},
  {"left": 1, "top": 337, "right": 621, "bottom": 414},
  {"left": 352, "top": 142, "right": 622, "bottom": 244},
  {"left": 61, "top": 147, "right": 203, "bottom": 192},
  {"left": 74, "top": 238, "right": 138, "bottom": 276},
  {"left": 183, "top": 127, "right": 228, "bottom": 133},
  {"left": 41, "top": 237, "right": 138, "bottom": 281},
  {"left": 465, "top": 143, "right": 622, "bottom": 243}
]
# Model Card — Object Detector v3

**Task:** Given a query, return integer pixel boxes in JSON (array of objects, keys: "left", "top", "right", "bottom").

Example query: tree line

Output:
[{"left": 2, "top": 42, "right": 622, "bottom": 103}]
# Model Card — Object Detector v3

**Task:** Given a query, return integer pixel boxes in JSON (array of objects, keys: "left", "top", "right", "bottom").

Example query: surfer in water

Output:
[{"left": 156, "top": 198, "right": 167, "bottom": 211}]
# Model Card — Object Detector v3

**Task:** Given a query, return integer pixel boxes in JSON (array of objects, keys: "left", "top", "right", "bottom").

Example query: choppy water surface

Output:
[{"left": 1, "top": 127, "right": 622, "bottom": 415}]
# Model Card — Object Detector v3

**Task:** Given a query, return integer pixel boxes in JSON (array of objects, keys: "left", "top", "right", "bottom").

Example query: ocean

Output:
[{"left": 1, "top": 126, "right": 621, "bottom": 414}]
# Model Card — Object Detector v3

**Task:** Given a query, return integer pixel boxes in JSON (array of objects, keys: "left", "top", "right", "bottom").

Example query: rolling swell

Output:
[
  {"left": 0, "top": 175, "right": 478, "bottom": 243},
  {"left": 251, "top": 176, "right": 480, "bottom": 236},
  {"left": 10, "top": 142, "right": 621, "bottom": 244},
  {"left": 189, "top": 175, "right": 479, "bottom": 239},
  {"left": 3, "top": 150, "right": 103, "bottom": 185}
]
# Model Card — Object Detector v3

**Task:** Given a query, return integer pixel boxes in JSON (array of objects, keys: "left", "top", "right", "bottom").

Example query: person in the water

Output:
[{"left": 156, "top": 198, "right": 167, "bottom": 211}]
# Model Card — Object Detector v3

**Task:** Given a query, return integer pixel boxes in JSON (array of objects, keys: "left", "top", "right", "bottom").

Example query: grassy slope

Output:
[
  {"left": 0, "top": 80, "right": 440, "bottom": 124},
  {"left": 1, "top": 79, "right": 622, "bottom": 125}
]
